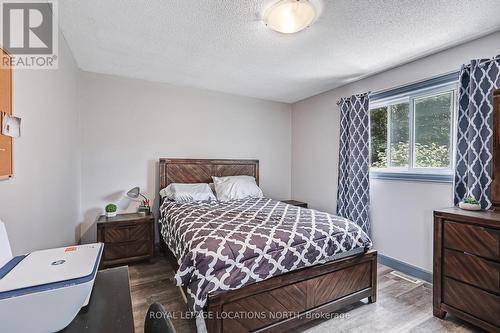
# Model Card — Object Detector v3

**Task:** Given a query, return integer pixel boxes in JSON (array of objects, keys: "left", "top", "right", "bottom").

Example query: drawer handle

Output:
[
  {"left": 107, "top": 225, "right": 134, "bottom": 230},
  {"left": 463, "top": 251, "right": 474, "bottom": 257},
  {"left": 114, "top": 226, "right": 133, "bottom": 230}
]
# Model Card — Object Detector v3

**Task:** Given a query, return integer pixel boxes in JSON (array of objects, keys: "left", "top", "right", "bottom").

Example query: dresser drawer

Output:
[
  {"left": 103, "top": 223, "right": 151, "bottom": 243},
  {"left": 444, "top": 278, "right": 500, "bottom": 326},
  {"left": 444, "top": 249, "right": 500, "bottom": 294},
  {"left": 104, "top": 243, "right": 127, "bottom": 261},
  {"left": 104, "top": 240, "right": 151, "bottom": 261},
  {"left": 444, "top": 221, "right": 500, "bottom": 261}
]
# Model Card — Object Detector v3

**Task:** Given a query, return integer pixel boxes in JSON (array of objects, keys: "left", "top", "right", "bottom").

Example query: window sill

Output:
[{"left": 370, "top": 171, "right": 453, "bottom": 183}]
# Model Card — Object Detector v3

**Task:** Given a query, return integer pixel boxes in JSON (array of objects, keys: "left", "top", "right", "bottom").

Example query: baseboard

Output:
[{"left": 378, "top": 254, "right": 432, "bottom": 283}]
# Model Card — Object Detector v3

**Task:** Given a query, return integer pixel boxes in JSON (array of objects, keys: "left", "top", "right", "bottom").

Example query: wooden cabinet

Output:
[
  {"left": 96, "top": 213, "right": 155, "bottom": 268},
  {"left": 434, "top": 208, "right": 500, "bottom": 332},
  {"left": 0, "top": 48, "right": 12, "bottom": 178}
]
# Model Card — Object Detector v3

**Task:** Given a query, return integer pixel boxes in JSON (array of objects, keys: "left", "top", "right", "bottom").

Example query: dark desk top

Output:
[{"left": 60, "top": 266, "right": 134, "bottom": 333}]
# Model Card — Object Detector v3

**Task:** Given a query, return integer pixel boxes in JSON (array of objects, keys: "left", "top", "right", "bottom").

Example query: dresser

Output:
[
  {"left": 96, "top": 213, "right": 154, "bottom": 268},
  {"left": 433, "top": 208, "right": 500, "bottom": 332}
]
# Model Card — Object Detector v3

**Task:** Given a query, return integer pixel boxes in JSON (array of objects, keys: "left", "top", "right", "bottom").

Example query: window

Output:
[{"left": 369, "top": 74, "right": 458, "bottom": 182}]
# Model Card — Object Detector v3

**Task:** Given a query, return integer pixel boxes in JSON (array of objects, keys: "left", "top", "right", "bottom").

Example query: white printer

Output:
[{"left": 0, "top": 221, "right": 103, "bottom": 333}]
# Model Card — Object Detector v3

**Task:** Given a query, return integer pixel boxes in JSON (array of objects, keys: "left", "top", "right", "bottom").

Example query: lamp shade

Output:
[{"left": 126, "top": 187, "right": 141, "bottom": 199}]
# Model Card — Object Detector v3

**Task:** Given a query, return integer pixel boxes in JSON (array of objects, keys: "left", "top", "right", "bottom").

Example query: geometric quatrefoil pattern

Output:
[
  {"left": 159, "top": 197, "right": 372, "bottom": 312},
  {"left": 337, "top": 93, "right": 371, "bottom": 235},
  {"left": 454, "top": 57, "right": 500, "bottom": 209}
]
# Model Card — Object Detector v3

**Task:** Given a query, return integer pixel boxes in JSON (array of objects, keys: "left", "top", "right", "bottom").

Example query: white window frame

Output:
[{"left": 369, "top": 81, "right": 458, "bottom": 183}]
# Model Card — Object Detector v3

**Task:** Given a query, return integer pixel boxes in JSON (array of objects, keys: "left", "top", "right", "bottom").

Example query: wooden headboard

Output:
[{"left": 159, "top": 158, "right": 259, "bottom": 190}]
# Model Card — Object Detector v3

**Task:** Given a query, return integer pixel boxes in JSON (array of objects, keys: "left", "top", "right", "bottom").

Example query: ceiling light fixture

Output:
[{"left": 264, "top": 0, "right": 316, "bottom": 34}]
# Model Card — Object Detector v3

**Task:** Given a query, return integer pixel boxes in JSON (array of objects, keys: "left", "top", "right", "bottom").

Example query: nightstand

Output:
[
  {"left": 281, "top": 200, "right": 308, "bottom": 208},
  {"left": 96, "top": 213, "right": 154, "bottom": 268}
]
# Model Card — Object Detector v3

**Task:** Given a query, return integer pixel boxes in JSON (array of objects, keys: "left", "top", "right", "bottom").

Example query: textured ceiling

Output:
[{"left": 59, "top": 0, "right": 500, "bottom": 103}]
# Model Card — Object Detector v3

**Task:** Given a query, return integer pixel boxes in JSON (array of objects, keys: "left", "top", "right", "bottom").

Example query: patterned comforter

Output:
[{"left": 159, "top": 197, "right": 372, "bottom": 312}]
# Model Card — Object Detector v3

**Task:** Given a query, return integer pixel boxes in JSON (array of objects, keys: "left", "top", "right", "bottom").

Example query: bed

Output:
[{"left": 158, "top": 158, "right": 377, "bottom": 333}]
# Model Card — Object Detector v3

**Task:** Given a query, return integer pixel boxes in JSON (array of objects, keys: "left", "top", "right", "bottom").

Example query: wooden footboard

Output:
[{"left": 206, "top": 250, "right": 377, "bottom": 333}]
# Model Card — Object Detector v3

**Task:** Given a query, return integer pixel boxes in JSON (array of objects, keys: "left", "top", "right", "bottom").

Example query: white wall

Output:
[
  {"left": 0, "top": 33, "right": 81, "bottom": 255},
  {"left": 291, "top": 30, "right": 500, "bottom": 272},
  {"left": 79, "top": 72, "right": 292, "bottom": 242}
]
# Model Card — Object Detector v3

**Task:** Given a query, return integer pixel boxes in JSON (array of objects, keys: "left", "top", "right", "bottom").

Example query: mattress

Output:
[{"left": 159, "top": 197, "right": 372, "bottom": 312}]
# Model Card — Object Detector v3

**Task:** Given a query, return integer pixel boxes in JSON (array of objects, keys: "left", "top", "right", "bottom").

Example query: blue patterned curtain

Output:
[
  {"left": 454, "top": 56, "right": 500, "bottom": 209},
  {"left": 337, "top": 93, "right": 370, "bottom": 235}
]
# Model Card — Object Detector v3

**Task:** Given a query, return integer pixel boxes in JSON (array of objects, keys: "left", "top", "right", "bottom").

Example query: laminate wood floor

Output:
[{"left": 128, "top": 256, "right": 485, "bottom": 333}]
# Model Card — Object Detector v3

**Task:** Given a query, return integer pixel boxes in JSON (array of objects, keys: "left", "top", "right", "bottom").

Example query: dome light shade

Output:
[{"left": 264, "top": 0, "right": 316, "bottom": 34}]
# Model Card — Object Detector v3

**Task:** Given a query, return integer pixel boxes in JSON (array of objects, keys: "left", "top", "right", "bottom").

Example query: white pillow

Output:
[
  {"left": 160, "top": 183, "right": 216, "bottom": 202},
  {"left": 212, "top": 175, "right": 263, "bottom": 202}
]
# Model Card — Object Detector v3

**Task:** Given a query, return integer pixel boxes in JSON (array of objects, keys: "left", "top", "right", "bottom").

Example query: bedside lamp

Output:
[
  {"left": 126, "top": 187, "right": 147, "bottom": 201},
  {"left": 126, "top": 187, "right": 151, "bottom": 215}
]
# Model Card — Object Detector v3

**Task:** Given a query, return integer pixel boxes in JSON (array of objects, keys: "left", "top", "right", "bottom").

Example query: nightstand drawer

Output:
[
  {"left": 444, "top": 249, "right": 500, "bottom": 294},
  {"left": 104, "top": 240, "right": 151, "bottom": 261},
  {"left": 103, "top": 224, "right": 151, "bottom": 243},
  {"left": 444, "top": 221, "right": 500, "bottom": 261}
]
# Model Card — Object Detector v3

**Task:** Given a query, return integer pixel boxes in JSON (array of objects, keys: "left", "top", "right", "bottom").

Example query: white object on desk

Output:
[
  {"left": 0, "top": 223, "right": 103, "bottom": 333},
  {"left": 0, "top": 221, "right": 12, "bottom": 268}
]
